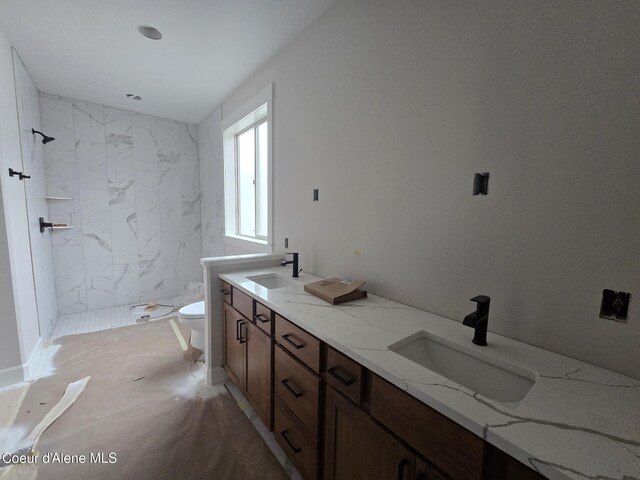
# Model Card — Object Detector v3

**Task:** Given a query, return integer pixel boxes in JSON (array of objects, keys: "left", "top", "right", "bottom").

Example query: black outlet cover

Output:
[{"left": 599, "top": 289, "right": 631, "bottom": 322}]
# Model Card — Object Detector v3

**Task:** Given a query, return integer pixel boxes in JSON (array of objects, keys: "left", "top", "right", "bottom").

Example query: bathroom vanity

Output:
[{"left": 216, "top": 266, "right": 640, "bottom": 480}]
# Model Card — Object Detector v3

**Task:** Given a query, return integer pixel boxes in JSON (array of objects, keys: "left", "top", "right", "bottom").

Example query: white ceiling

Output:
[{"left": 0, "top": 0, "right": 338, "bottom": 124}]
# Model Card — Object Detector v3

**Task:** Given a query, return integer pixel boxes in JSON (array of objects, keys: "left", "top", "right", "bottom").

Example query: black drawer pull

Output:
[
  {"left": 281, "top": 379, "right": 303, "bottom": 398},
  {"left": 254, "top": 313, "right": 270, "bottom": 324},
  {"left": 397, "top": 458, "right": 408, "bottom": 480},
  {"left": 219, "top": 288, "right": 230, "bottom": 295},
  {"left": 282, "top": 333, "right": 304, "bottom": 349},
  {"left": 280, "top": 430, "right": 301, "bottom": 454},
  {"left": 328, "top": 366, "right": 355, "bottom": 386}
]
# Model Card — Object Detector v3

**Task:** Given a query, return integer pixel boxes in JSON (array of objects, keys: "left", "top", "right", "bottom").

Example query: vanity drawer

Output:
[
  {"left": 220, "top": 281, "right": 232, "bottom": 304},
  {"left": 325, "top": 346, "right": 364, "bottom": 405},
  {"left": 275, "top": 315, "right": 320, "bottom": 373},
  {"left": 254, "top": 301, "right": 273, "bottom": 335},
  {"left": 370, "top": 375, "right": 484, "bottom": 480},
  {"left": 275, "top": 345, "right": 320, "bottom": 436},
  {"left": 274, "top": 395, "right": 317, "bottom": 480},
  {"left": 232, "top": 287, "right": 253, "bottom": 320}
]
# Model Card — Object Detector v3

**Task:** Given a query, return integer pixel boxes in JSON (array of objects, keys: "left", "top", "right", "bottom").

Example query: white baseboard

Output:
[{"left": 0, "top": 365, "right": 25, "bottom": 389}]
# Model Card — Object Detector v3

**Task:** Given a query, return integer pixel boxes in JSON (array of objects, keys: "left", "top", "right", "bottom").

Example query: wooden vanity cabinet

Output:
[
  {"left": 324, "top": 385, "right": 452, "bottom": 480},
  {"left": 221, "top": 281, "right": 549, "bottom": 480},
  {"left": 274, "top": 345, "right": 321, "bottom": 436},
  {"left": 273, "top": 315, "right": 322, "bottom": 480},
  {"left": 245, "top": 320, "right": 272, "bottom": 428},
  {"left": 223, "top": 302, "right": 245, "bottom": 388},
  {"left": 223, "top": 285, "right": 274, "bottom": 429},
  {"left": 369, "top": 375, "right": 484, "bottom": 480},
  {"left": 324, "top": 385, "right": 416, "bottom": 480}
]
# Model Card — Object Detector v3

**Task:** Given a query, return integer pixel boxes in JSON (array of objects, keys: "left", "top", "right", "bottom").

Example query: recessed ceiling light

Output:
[
  {"left": 137, "top": 25, "right": 162, "bottom": 40},
  {"left": 126, "top": 94, "right": 142, "bottom": 101}
]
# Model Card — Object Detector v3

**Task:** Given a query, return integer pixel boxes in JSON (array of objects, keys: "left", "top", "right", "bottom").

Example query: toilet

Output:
[{"left": 177, "top": 301, "right": 206, "bottom": 351}]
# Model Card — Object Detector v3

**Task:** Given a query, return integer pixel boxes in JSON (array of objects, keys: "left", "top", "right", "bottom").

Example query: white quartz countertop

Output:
[{"left": 219, "top": 267, "right": 640, "bottom": 480}]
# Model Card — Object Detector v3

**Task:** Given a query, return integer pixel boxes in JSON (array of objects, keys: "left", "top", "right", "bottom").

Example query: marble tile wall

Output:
[
  {"left": 198, "top": 106, "right": 224, "bottom": 258},
  {"left": 40, "top": 93, "right": 201, "bottom": 314}
]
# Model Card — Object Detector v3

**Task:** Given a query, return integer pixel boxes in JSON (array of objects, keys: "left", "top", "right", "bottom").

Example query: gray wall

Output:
[
  {"left": 221, "top": 0, "right": 640, "bottom": 378},
  {"left": 41, "top": 94, "right": 202, "bottom": 314}
]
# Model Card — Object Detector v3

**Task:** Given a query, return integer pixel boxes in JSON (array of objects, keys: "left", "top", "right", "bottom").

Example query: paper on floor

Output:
[{"left": 0, "top": 377, "right": 90, "bottom": 480}]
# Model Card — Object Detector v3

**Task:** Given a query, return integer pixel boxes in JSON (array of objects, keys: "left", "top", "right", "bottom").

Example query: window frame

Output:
[{"left": 222, "top": 84, "right": 273, "bottom": 253}]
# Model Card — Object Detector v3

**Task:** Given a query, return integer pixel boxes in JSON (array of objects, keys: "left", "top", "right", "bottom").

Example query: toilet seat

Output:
[{"left": 178, "top": 301, "right": 205, "bottom": 319}]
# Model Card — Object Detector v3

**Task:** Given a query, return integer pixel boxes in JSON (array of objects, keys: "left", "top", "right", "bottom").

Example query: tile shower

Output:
[{"left": 41, "top": 94, "right": 202, "bottom": 315}]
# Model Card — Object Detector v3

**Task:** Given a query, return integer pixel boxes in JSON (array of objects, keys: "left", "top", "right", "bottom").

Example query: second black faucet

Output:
[{"left": 463, "top": 295, "right": 491, "bottom": 346}]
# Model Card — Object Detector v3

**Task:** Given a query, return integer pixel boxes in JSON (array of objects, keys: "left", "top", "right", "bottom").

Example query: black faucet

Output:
[
  {"left": 281, "top": 252, "right": 300, "bottom": 278},
  {"left": 463, "top": 295, "right": 490, "bottom": 346}
]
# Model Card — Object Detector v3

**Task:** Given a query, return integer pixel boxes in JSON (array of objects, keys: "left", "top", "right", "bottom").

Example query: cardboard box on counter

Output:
[{"left": 304, "top": 278, "right": 367, "bottom": 305}]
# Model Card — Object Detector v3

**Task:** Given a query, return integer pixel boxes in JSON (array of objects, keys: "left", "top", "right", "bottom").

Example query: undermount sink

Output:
[
  {"left": 389, "top": 331, "right": 537, "bottom": 405},
  {"left": 247, "top": 273, "right": 294, "bottom": 290}
]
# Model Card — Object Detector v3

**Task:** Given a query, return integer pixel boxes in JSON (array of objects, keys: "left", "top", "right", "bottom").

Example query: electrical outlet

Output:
[{"left": 599, "top": 289, "right": 630, "bottom": 322}]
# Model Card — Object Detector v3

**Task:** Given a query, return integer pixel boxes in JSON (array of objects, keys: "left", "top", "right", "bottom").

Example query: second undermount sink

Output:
[
  {"left": 247, "top": 273, "right": 294, "bottom": 290},
  {"left": 389, "top": 331, "right": 537, "bottom": 405}
]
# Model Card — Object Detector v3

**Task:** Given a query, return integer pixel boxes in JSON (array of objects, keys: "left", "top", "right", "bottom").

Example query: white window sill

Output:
[{"left": 224, "top": 234, "right": 273, "bottom": 254}]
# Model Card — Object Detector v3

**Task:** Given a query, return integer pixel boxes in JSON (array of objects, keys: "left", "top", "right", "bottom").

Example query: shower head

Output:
[{"left": 32, "top": 128, "right": 55, "bottom": 144}]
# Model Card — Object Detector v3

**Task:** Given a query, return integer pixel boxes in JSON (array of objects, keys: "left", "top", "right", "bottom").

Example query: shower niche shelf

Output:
[
  {"left": 39, "top": 217, "right": 74, "bottom": 232},
  {"left": 45, "top": 196, "right": 73, "bottom": 201}
]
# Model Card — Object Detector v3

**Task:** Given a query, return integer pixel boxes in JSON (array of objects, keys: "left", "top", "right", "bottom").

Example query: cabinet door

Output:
[
  {"left": 245, "top": 320, "right": 273, "bottom": 429},
  {"left": 224, "top": 303, "right": 246, "bottom": 389},
  {"left": 324, "top": 386, "right": 414, "bottom": 480},
  {"left": 370, "top": 375, "right": 484, "bottom": 480}
]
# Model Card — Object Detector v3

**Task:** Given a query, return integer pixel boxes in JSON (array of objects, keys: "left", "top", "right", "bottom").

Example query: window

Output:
[{"left": 222, "top": 84, "right": 273, "bottom": 252}]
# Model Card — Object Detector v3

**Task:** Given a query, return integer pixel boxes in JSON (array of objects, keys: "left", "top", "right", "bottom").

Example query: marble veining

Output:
[
  {"left": 220, "top": 267, "right": 640, "bottom": 480},
  {"left": 104, "top": 107, "right": 132, "bottom": 136},
  {"left": 41, "top": 93, "right": 201, "bottom": 314},
  {"left": 198, "top": 107, "right": 224, "bottom": 258}
]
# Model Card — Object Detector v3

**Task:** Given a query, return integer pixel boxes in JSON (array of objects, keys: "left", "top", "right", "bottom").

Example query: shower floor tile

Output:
[{"left": 52, "top": 301, "right": 176, "bottom": 338}]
